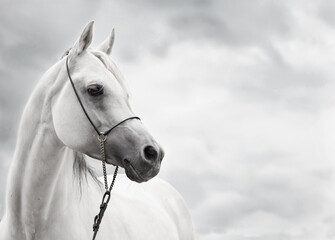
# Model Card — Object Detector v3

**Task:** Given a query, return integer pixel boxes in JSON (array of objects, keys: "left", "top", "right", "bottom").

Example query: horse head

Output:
[{"left": 52, "top": 22, "right": 164, "bottom": 183}]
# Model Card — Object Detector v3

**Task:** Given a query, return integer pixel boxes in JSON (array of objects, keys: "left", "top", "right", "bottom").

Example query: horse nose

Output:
[{"left": 143, "top": 145, "right": 160, "bottom": 162}]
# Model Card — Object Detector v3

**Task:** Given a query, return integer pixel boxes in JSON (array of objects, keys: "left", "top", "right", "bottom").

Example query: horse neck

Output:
[{"left": 5, "top": 60, "right": 88, "bottom": 238}]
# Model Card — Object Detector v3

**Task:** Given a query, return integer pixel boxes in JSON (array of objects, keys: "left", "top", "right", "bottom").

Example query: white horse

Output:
[{"left": 0, "top": 22, "right": 194, "bottom": 240}]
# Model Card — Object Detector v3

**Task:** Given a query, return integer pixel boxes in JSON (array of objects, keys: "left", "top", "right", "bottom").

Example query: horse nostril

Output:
[{"left": 143, "top": 145, "right": 158, "bottom": 162}]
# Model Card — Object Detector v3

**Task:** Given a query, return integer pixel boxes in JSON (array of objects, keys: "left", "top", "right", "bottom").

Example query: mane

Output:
[{"left": 72, "top": 152, "right": 101, "bottom": 189}]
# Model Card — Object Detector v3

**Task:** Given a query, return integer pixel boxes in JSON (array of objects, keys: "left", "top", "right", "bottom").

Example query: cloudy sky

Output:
[{"left": 1, "top": 0, "right": 335, "bottom": 239}]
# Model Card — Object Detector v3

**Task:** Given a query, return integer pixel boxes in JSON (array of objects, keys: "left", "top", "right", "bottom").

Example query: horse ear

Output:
[
  {"left": 70, "top": 21, "right": 94, "bottom": 57},
  {"left": 97, "top": 29, "right": 115, "bottom": 55}
]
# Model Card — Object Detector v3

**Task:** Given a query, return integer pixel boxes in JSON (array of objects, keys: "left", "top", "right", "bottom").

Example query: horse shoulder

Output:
[
  {"left": 0, "top": 215, "right": 13, "bottom": 240},
  {"left": 144, "top": 177, "right": 195, "bottom": 239},
  {"left": 109, "top": 174, "right": 194, "bottom": 239}
]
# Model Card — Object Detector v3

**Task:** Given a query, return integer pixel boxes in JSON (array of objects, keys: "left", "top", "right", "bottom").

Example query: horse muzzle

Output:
[{"left": 122, "top": 145, "right": 164, "bottom": 183}]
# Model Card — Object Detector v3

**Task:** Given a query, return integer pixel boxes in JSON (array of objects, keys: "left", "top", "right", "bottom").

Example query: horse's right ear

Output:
[
  {"left": 97, "top": 29, "right": 115, "bottom": 56},
  {"left": 69, "top": 21, "right": 94, "bottom": 58}
]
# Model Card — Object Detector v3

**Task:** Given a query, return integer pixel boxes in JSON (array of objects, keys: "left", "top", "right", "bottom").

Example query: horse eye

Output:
[{"left": 87, "top": 84, "right": 104, "bottom": 96}]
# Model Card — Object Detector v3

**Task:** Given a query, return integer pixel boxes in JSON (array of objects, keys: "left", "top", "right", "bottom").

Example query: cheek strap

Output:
[{"left": 66, "top": 55, "right": 140, "bottom": 136}]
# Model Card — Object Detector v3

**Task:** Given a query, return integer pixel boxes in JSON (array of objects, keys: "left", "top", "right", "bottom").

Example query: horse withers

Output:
[{"left": 0, "top": 22, "right": 194, "bottom": 240}]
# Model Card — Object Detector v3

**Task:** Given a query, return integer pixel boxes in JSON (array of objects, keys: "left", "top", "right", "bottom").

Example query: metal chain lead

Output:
[
  {"left": 98, "top": 134, "right": 119, "bottom": 192},
  {"left": 98, "top": 134, "right": 109, "bottom": 191},
  {"left": 109, "top": 165, "right": 118, "bottom": 192},
  {"left": 93, "top": 134, "right": 119, "bottom": 240}
]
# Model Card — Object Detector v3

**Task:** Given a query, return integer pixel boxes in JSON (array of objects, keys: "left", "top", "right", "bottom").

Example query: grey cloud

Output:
[
  {"left": 218, "top": 1, "right": 292, "bottom": 44},
  {"left": 98, "top": 0, "right": 284, "bottom": 58},
  {"left": 170, "top": 12, "right": 227, "bottom": 43},
  {"left": 138, "top": 0, "right": 292, "bottom": 45},
  {"left": 192, "top": 164, "right": 332, "bottom": 236},
  {"left": 221, "top": 233, "right": 297, "bottom": 240},
  {"left": 318, "top": 0, "right": 335, "bottom": 26},
  {"left": 166, "top": 169, "right": 209, "bottom": 209},
  {"left": 95, "top": 1, "right": 292, "bottom": 60},
  {"left": 167, "top": 1, "right": 293, "bottom": 48},
  {"left": 229, "top": 63, "right": 331, "bottom": 112}
]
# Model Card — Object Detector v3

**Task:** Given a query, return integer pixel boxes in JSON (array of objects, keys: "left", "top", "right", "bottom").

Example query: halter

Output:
[{"left": 65, "top": 55, "right": 140, "bottom": 240}]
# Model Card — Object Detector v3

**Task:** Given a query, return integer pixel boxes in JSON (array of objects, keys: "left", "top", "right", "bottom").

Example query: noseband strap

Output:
[{"left": 65, "top": 55, "right": 140, "bottom": 240}]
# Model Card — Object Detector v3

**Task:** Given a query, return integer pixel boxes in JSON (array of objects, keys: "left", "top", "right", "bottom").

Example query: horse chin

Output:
[
  {"left": 84, "top": 153, "right": 160, "bottom": 183},
  {"left": 122, "top": 159, "right": 158, "bottom": 183}
]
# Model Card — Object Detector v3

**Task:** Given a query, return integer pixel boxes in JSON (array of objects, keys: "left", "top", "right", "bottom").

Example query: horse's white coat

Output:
[{"left": 0, "top": 22, "right": 194, "bottom": 240}]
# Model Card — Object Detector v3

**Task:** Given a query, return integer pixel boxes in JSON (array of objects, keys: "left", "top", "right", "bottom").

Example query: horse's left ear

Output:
[
  {"left": 97, "top": 29, "right": 115, "bottom": 55},
  {"left": 69, "top": 21, "right": 94, "bottom": 58}
]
